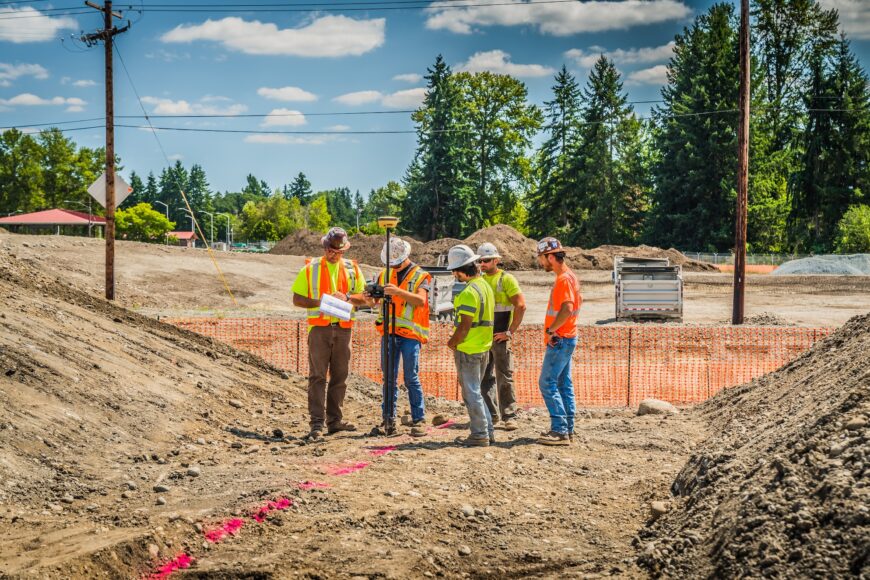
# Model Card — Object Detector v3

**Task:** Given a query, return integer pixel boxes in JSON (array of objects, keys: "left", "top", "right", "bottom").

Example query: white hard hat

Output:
[
  {"left": 477, "top": 242, "right": 501, "bottom": 259},
  {"left": 381, "top": 237, "right": 411, "bottom": 267},
  {"left": 446, "top": 244, "right": 480, "bottom": 270}
]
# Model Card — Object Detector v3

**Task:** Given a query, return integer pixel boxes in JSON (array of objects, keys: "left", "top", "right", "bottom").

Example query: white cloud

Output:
[
  {"left": 244, "top": 134, "right": 337, "bottom": 145},
  {"left": 66, "top": 105, "right": 84, "bottom": 112},
  {"left": 162, "top": 15, "right": 385, "bottom": 57},
  {"left": 456, "top": 50, "right": 555, "bottom": 77},
  {"left": 0, "top": 93, "right": 86, "bottom": 108},
  {"left": 333, "top": 88, "right": 425, "bottom": 108},
  {"left": 257, "top": 86, "right": 318, "bottom": 102},
  {"left": 0, "top": 63, "right": 49, "bottom": 86},
  {"left": 262, "top": 108, "right": 307, "bottom": 127},
  {"left": 73, "top": 79, "right": 96, "bottom": 87},
  {"left": 326, "top": 124, "right": 351, "bottom": 132},
  {"left": 626, "top": 64, "right": 669, "bottom": 85},
  {"left": 381, "top": 88, "right": 427, "bottom": 108},
  {"left": 144, "top": 49, "right": 191, "bottom": 62},
  {"left": 565, "top": 42, "right": 675, "bottom": 69},
  {"left": 819, "top": 0, "right": 870, "bottom": 39},
  {"left": 0, "top": 7, "right": 77, "bottom": 43},
  {"left": 168, "top": 153, "right": 184, "bottom": 161},
  {"left": 333, "top": 90, "right": 383, "bottom": 106},
  {"left": 425, "top": 0, "right": 691, "bottom": 36},
  {"left": 393, "top": 73, "right": 422, "bottom": 83},
  {"left": 141, "top": 96, "right": 247, "bottom": 116}
]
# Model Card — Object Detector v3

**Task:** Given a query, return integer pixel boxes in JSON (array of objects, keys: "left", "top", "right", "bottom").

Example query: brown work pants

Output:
[
  {"left": 307, "top": 324, "right": 352, "bottom": 430},
  {"left": 481, "top": 339, "right": 518, "bottom": 422}
]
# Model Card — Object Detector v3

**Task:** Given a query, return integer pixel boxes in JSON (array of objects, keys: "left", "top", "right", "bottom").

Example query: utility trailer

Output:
[
  {"left": 613, "top": 257, "right": 683, "bottom": 321},
  {"left": 420, "top": 266, "right": 464, "bottom": 321}
]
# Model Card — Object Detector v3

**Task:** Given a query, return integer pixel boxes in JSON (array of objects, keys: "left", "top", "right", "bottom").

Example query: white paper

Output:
[{"left": 319, "top": 293, "right": 353, "bottom": 321}]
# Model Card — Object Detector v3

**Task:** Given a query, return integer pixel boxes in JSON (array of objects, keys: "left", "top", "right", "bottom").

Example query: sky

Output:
[{"left": 1, "top": 0, "right": 868, "bottom": 199}]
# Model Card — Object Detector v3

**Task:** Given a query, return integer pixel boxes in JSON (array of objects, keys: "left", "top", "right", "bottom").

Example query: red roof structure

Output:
[
  {"left": 167, "top": 231, "right": 198, "bottom": 240},
  {"left": 0, "top": 209, "right": 105, "bottom": 226}
]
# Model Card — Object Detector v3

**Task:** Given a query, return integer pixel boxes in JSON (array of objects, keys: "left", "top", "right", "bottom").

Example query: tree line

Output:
[{"left": 2, "top": 1, "right": 868, "bottom": 252}]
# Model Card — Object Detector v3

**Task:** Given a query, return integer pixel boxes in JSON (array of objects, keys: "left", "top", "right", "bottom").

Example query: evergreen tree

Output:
[
  {"left": 403, "top": 55, "right": 476, "bottom": 240},
  {"left": 789, "top": 36, "right": 870, "bottom": 251},
  {"left": 241, "top": 174, "right": 271, "bottom": 198},
  {"left": 284, "top": 172, "right": 313, "bottom": 204},
  {"left": 320, "top": 187, "right": 355, "bottom": 228},
  {"left": 158, "top": 161, "right": 190, "bottom": 228},
  {"left": 145, "top": 172, "right": 159, "bottom": 204},
  {"left": 528, "top": 66, "right": 582, "bottom": 239},
  {"left": 125, "top": 171, "right": 146, "bottom": 208},
  {"left": 37, "top": 128, "right": 79, "bottom": 209},
  {"left": 647, "top": 3, "right": 743, "bottom": 251},
  {"left": 187, "top": 164, "right": 213, "bottom": 213}
]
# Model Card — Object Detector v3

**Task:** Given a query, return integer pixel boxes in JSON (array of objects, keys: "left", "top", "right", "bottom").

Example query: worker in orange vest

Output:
[
  {"left": 367, "top": 237, "right": 432, "bottom": 437},
  {"left": 291, "top": 227, "right": 367, "bottom": 441},
  {"left": 536, "top": 237, "right": 582, "bottom": 446}
]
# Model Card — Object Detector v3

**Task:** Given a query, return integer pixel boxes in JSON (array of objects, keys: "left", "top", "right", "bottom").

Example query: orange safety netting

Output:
[{"left": 167, "top": 318, "right": 833, "bottom": 407}]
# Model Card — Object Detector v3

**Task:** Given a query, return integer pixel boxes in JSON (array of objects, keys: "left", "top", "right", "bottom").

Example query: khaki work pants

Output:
[
  {"left": 481, "top": 339, "right": 518, "bottom": 422},
  {"left": 307, "top": 324, "right": 352, "bottom": 430}
]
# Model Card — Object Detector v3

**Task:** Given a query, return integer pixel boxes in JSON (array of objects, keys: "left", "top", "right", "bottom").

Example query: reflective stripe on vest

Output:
[
  {"left": 454, "top": 279, "right": 494, "bottom": 328},
  {"left": 492, "top": 271, "right": 515, "bottom": 313},
  {"left": 376, "top": 264, "right": 431, "bottom": 342},
  {"left": 305, "top": 257, "right": 360, "bottom": 328}
]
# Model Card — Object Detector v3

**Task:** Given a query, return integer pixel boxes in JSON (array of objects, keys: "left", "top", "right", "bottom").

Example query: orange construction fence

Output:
[{"left": 167, "top": 318, "right": 833, "bottom": 407}]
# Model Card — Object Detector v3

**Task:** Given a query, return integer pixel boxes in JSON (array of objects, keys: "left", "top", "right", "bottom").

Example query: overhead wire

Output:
[{"left": 113, "top": 37, "right": 238, "bottom": 306}]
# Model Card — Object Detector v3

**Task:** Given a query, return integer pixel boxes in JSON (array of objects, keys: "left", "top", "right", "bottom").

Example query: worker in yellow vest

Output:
[
  {"left": 446, "top": 244, "right": 496, "bottom": 447},
  {"left": 291, "top": 227, "right": 366, "bottom": 441},
  {"left": 476, "top": 242, "right": 526, "bottom": 431},
  {"left": 368, "top": 237, "right": 432, "bottom": 437}
]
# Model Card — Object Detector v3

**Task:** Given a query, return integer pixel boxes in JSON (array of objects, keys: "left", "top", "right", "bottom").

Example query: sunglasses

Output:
[
  {"left": 477, "top": 258, "right": 495, "bottom": 263},
  {"left": 326, "top": 247, "right": 345, "bottom": 254}
]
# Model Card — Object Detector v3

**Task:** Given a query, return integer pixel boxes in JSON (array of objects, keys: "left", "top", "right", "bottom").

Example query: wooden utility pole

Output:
[
  {"left": 82, "top": 1, "right": 129, "bottom": 300},
  {"left": 732, "top": 0, "right": 750, "bottom": 325}
]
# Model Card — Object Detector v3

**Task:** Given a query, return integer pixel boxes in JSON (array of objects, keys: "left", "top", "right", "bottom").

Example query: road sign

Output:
[{"left": 87, "top": 172, "right": 132, "bottom": 208}]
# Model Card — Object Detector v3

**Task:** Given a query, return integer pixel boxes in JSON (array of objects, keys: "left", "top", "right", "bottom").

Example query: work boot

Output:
[
  {"left": 369, "top": 421, "right": 397, "bottom": 437},
  {"left": 501, "top": 419, "right": 518, "bottom": 431},
  {"left": 537, "top": 431, "right": 570, "bottom": 446},
  {"left": 409, "top": 420, "right": 427, "bottom": 438},
  {"left": 304, "top": 428, "right": 323, "bottom": 441},
  {"left": 327, "top": 421, "right": 357, "bottom": 435},
  {"left": 454, "top": 435, "right": 490, "bottom": 447}
]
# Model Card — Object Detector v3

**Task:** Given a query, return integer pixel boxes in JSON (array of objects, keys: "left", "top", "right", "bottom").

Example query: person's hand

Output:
[
  {"left": 547, "top": 333, "right": 560, "bottom": 347},
  {"left": 447, "top": 338, "right": 458, "bottom": 351},
  {"left": 331, "top": 292, "right": 349, "bottom": 301},
  {"left": 383, "top": 283, "right": 400, "bottom": 297},
  {"left": 493, "top": 332, "right": 510, "bottom": 343}
]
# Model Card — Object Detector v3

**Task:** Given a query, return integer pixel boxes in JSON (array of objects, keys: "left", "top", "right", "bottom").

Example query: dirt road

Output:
[{"left": 2, "top": 233, "right": 868, "bottom": 326}]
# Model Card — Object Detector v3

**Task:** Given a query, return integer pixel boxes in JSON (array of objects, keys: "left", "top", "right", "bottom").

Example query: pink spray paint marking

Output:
[
  {"left": 324, "top": 461, "right": 370, "bottom": 476},
  {"left": 434, "top": 419, "right": 456, "bottom": 429},
  {"left": 297, "top": 480, "right": 332, "bottom": 491},
  {"left": 367, "top": 445, "right": 397, "bottom": 457},
  {"left": 251, "top": 497, "right": 292, "bottom": 523},
  {"left": 203, "top": 518, "right": 245, "bottom": 543},
  {"left": 146, "top": 553, "right": 193, "bottom": 579}
]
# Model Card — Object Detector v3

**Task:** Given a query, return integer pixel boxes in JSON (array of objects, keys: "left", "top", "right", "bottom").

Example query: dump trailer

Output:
[
  {"left": 613, "top": 257, "right": 683, "bottom": 321},
  {"left": 420, "top": 266, "right": 464, "bottom": 321}
]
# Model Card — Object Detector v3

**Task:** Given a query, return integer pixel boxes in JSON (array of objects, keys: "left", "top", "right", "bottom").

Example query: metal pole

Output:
[
  {"left": 104, "top": 0, "right": 115, "bottom": 300},
  {"left": 383, "top": 226, "right": 394, "bottom": 430},
  {"left": 732, "top": 0, "right": 750, "bottom": 325}
]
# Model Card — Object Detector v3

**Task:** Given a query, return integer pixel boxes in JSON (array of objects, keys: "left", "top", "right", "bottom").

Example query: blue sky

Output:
[{"left": 1, "top": 0, "right": 868, "bottom": 198}]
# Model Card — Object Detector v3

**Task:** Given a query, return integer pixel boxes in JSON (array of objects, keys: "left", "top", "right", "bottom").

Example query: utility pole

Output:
[
  {"left": 732, "top": 0, "right": 750, "bottom": 325},
  {"left": 82, "top": 0, "right": 129, "bottom": 300}
]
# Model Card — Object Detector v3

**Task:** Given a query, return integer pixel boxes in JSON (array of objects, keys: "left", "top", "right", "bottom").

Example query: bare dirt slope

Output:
[
  {"left": 637, "top": 314, "right": 870, "bottom": 578},
  {"left": 0, "top": 243, "right": 706, "bottom": 578},
  {"left": 3, "top": 233, "right": 868, "bottom": 327}
]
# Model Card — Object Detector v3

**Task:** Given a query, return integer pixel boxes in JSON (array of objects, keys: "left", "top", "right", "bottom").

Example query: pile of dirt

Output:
[
  {"left": 773, "top": 254, "right": 870, "bottom": 276},
  {"left": 716, "top": 311, "right": 796, "bottom": 326},
  {"left": 271, "top": 225, "right": 715, "bottom": 271},
  {"left": 636, "top": 313, "right": 870, "bottom": 578}
]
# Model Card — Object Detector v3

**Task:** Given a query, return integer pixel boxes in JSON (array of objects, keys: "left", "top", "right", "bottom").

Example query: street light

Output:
[
  {"left": 202, "top": 211, "right": 215, "bottom": 246},
  {"left": 63, "top": 199, "right": 93, "bottom": 238},
  {"left": 176, "top": 207, "right": 194, "bottom": 233},
  {"left": 219, "top": 213, "right": 232, "bottom": 249},
  {"left": 153, "top": 200, "right": 168, "bottom": 220}
]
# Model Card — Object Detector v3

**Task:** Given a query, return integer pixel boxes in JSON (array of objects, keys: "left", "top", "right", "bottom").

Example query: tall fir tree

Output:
[
  {"left": 125, "top": 171, "right": 146, "bottom": 208},
  {"left": 402, "top": 55, "right": 475, "bottom": 240},
  {"left": 528, "top": 66, "right": 582, "bottom": 239},
  {"left": 284, "top": 172, "right": 313, "bottom": 204}
]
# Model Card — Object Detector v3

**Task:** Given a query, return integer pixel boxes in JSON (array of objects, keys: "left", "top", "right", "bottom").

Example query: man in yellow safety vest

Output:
[
  {"left": 291, "top": 227, "right": 367, "bottom": 440},
  {"left": 368, "top": 237, "right": 432, "bottom": 437}
]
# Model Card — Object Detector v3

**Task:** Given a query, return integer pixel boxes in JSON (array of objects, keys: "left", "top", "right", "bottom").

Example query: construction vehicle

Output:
[{"left": 613, "top": 257, "right": 683, "bottom": 321}]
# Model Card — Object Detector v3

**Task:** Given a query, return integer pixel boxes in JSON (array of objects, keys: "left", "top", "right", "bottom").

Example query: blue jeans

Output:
[
  {"left": 381, "top": 335, "right": 425, "bottom": 422},
  {"left": 538, "top": 337, "right": 577, "bottom": 435},
  {"left": 454, "top": 350, "right": 494, "bottom": 440}
]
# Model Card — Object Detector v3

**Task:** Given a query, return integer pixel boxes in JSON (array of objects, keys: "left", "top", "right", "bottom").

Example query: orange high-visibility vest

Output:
[
  {"left": 305, "top": 256, "right": 363, "bottom": 329},
  {"left": 375, "top": 264, "right": 431, "bottom": 343}
]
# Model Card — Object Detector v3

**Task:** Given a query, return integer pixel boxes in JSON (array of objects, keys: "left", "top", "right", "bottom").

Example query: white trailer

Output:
[{"left": 614, "top": 257, "right": 683, "bottom": 321}]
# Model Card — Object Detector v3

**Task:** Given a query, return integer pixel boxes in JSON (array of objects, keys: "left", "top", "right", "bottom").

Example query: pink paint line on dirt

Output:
[
  {"left": 297, "top": 480, "right": 332, "bottom": 490},
  {"left": 146, "top": 553, "right": 193, "bottom": 579},
  {"left": 251, "top": 497, "right": 293, "bottom": 523},
  {"left": 324, "top": 461, "right": 370, "bottom": 476},
  {"left": 367, "top": 445, "right": 397, "bottom": 457},
  {"left": 203, "top": 518, "right": 245, "bottom": 543},
  {"left": 434, "top": 419, "right": 456, "bottom": 429}
]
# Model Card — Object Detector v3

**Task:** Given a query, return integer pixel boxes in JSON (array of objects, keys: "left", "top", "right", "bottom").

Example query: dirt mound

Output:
[
  {"left": 464, "top": 224, "right": 539, "bottom": 269},
  {"left": 637, "top": 313, "right": 870, "bottom": 578},
  {"left": 269, "top": 228, "right": 324, "bottom": 257},
  {"left": 567, "top": 244, "right": 717, "bottom": 272},
  {"left": 773, "top": 254, "right": 870, "bottom": 276},
  {"left": 716, "top": 311, "right": 796, "bottom": 326}
]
